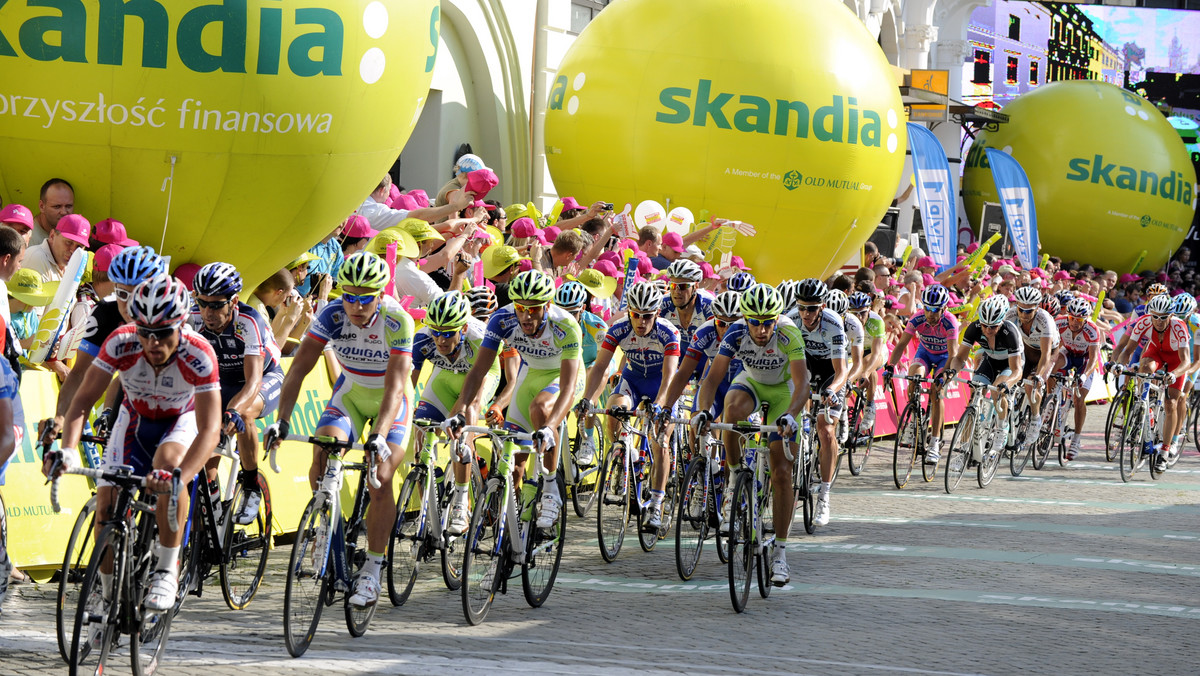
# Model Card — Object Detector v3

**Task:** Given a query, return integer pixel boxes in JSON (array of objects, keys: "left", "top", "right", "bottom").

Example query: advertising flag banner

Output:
[
  {"left": 985, "top": 148, "right": 1040, "bottom": 269},
  {"left": 907, "top": 123, "right": 956, "bottom": 272}
]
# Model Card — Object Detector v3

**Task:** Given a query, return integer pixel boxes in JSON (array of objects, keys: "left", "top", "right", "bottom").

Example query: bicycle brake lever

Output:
[{"left": 267, "top": 446, "right": 281, "bottom": 474}]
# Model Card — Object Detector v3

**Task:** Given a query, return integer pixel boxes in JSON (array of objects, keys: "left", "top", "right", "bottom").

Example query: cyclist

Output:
[
  {"left": 49, "top": 274, "right": 221, "bottom": 613},
  {"left": 264, "top": 252, "right": 415, "bottom": 608},
  {"left": 577, "top": 282, "right": 681, "bottom": 528},
  {"left": 663, "top": 290, "right": 743, "bottom": 422},
  {"left": 1110, "top": 294, "right": 1191, "bottom": 472},
  {"left": 1005, "top": 285, "right": 1061, "bottom": 442},
  {"left": 1112, "top": 282, "right": 1169, "bottom": 371},
  {"left": 848, "top": 291, "right": 886, "bottom": 439},
  {"left": 41, "top": 246, "right": 167, "bottom": 446},
  {"left": 777, "top": 280, "right": 798, "bottom": 314},
  {"left": 824, "top": 290, "right": 860, "bottom": 439},
  {"left": 1052, "top": 297, "right": 1102, "bottom": 461},
  {"left": 790, "top": 278, "right": 847, "bottom": 528},
  {"left": 660, "top": 260, "right": 714, "bottom": 357},
  {"left": 467, "top": 285, "right": 521, "bottom": 427},
  {"left": 555, "top": 280, "right": 608, "bottom": 465},
  {"left": 1172, "top": 293, "right": 1200, "bottom": 462},
  {"left": 412, "top": 291, "right": 504, "bottom": 535},
  {"left": 447, "top": 270, "right": 584, "bottom": 530},
  {"left": 189, "top": 262, "right": 283, "bottom": 524},
  {"left": 882, "top": 285, "right": 958, "bottom": 464},
  {"left": 942, "top": 295, "right": 1023, "bottom": 454},
  {"left": 692, "top": 283, "right": 808, "bottom": 585},
  {"left": 724, "top": 271, "right": 755, "bottom": 295}
]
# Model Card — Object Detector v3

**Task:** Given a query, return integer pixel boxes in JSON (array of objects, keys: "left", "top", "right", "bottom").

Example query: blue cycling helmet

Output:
[
  {"left": 192, "top": 262, "right": 243, "bottom": 298},
  {"left": 922, "top": 284, "right": 950, "bottom": 310},
  {"left": 555, "top": 281, "right": 589, "bottom": 310},
  {"left": 848, "top": 291, "right": 871, "bottom": 311},
  {"left": 108, "top": 246, "right": 167, "bottom": 287},
  {"left": 1171, "top": 293, "right": 1196, "bottom": 318},
  {"left": 727, "top": 271, "right": 755, "bottom": 293}
]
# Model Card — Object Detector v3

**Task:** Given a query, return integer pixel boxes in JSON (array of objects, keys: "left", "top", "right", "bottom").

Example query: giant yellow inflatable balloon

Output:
[
  {"left": 963, "top": 81, "right": 1197, "bottom": 273},
  {"left": 0, "top": 0, "right": 439, "bottom": 286},
  {"left": 543, "top": 0, "right": 905, "bottom": 283}
]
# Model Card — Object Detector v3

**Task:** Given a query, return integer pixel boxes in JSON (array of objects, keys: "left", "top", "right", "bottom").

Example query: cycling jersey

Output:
[
  {"left": 1126, "top": 314, "right": 1189, "bottom": 354},
  {"left": 796, "top": 308, "right": 847, "bottom": 362},
  {"left": 843, "top": 312, "right": 864, "bottom": 350},
  {"left": 902, "top": 311, "right": 959, "bottom": 355},
  {"left": 858, "top": 311, "right": 885, "bottom": 354},
  {"left": 961, "top": 320, "right": 1022, "bottom": 374},
  {"left": 660, "top": 292, "right": 714, "bottom": 355},
  {"left": 307, "top": 295, "right": 414, "bottom": 387},
  {"left": 189, "top": 302, "right": 281, "bottom": 383},
  {"left": 412, "top": 318, "right": 500, "bottom": 419},
  {"left": 578, "top": 310, "right": 607, "bottom": 367},
  {"left": 686, "top": 320, "right": 744, "bottom": 382},
  {"left": 482, "top": 304, "right": 582, "bottom": 369},
  {"left": 601, "top": 317, "right": 681, "bottom": 378},
  {"left": 1005, "top": 307, "right": 1061, "bottom": 350},
  {"left": 78, "top": 300, "right": 124, "bottom": 358},
  {"left": 94, "top": 325, "right": 220, "bottom": 419},
  {"left": 1055, "top": 316, "right": 1101, "bottom": 357},
  {"left": 0, "top": 359, "right": 23, "bottom": 485},
  {"left": 717, "top": 315, "right": 806, "bottom": 386}
]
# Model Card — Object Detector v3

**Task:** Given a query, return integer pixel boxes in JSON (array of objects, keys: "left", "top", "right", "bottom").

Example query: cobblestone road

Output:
[{"left": 4, "top": 410, "right": 1199, "bottom": 675}]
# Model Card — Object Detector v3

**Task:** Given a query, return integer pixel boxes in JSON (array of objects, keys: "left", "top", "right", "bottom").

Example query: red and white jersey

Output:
[
  {"left": 1126, "top": 315, "right": 1190, "bottom": 354},
  {"left": 1055, "top": 316, "right": 1101, "bottom": 357},
  {"left": 95, "top": 325, "right": 220, "bottom": 419}
]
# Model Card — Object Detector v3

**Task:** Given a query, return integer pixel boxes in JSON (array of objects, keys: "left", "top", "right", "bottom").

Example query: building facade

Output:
[{"left": 963, "top": 0, "right": 1051, "bottom": 107}]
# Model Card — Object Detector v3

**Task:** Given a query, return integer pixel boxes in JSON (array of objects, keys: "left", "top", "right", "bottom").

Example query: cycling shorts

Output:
[
  {"left": 972, "top": 359, "right": 1012, "bottom": 386},
  {"left": 693, "top": 378, "right": 731, "bottom": 420},
  {"left": 1140, "top": 343, "right": 1185, "bottom": 391},
  {"left": 808, "top": 371, "right": 846, "bottom": 422},
  {"left": 218, "top": 366, "right": 284, "bottom": 420},
  {"left": 317, "top": 376, "right": 414, "bottom": 446},
  {"left": 728, "top": 371, "right": 794, "bottom": 442},
  {"left": 614, "top": 369, "right": 668, "bottom": 409},
  {"left": 1057, "top": 355, "right": 1095, "bottom": 390},
  {"left": 504, "top": 364, "right": 584, "bottom": 445},
  {"left": 414, "top": 368, "right": 499, "bottom": 422},
  {"left": 913, "top": 346, "right": 949, "bottom": 372},
  {"left": 101, "top": 404, "right": 197, "bottom": 488}
]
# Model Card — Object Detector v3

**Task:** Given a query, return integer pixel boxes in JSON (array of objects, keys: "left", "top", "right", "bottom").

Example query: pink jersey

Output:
[
  {"left": 1055, "top": 316, "right": 1101, "bottom": 356},
  {"left": 903, "top": 311, "right": 960, "bottom": 355},
  {"left": 95, "top": 325, "right": 221, "bottom": 419},
  {"left": 1126, "top": 315, "right": 1189, "bottom": 354}
]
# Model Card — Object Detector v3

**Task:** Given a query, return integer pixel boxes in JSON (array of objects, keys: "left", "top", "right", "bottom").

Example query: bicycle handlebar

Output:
[{"left": 50, "top": 465, "right": 181, "bottom": 533}]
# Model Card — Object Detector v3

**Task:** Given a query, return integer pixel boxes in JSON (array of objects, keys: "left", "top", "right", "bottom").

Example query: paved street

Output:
[{"left": 4, "top": 407, "right": 1199, "bottom": 675}]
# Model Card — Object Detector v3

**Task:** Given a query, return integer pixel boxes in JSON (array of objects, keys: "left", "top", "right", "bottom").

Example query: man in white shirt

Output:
[
  {"left": 30, "top": 178, "right": 75, "bottom": 248},
  {"left": 22, "top": 213, "right": 89, "bottom": 282},
  {"left": 358, "top": 174, "right": 476, "bottom": 230}
]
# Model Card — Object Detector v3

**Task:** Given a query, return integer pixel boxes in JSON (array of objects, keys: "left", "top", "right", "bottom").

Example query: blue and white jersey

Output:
[
  {"left": 412, "top": 318, "right": 489, "bottom": 375},
  {"left": 306, "top": 295, "right": 414, "bottom": 388},
  {"left": 601, "top": 317, "right": 681, "bottom": 378},
  {"left": 481, "top": 303, "right": 582, "bottom": 370},
  {"left": 687, "top": 319, "right": 743, "bottom": 382},
  {"left": 660, "top": 291, "right": 714, "bottom": 355}
]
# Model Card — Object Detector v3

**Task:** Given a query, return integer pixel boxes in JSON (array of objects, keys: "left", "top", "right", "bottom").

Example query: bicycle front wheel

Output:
[
  {"left": 570, "top": 417, "right": 605, "bottom": 518},
  {"left": 847, "top": 396, "right": 871, "bottom": 476},
  {"left": 1011, "top": 406, "right": 1036, "bottom": 476},
  {"left": 523, "top": 473, "right": 567, "bottom": 608},
  {"left": 343, "top": 498, "right": 376, "bottom": 638},
  {"left": 462, "top": 479, "right": 504, "bottom": 626},
  {"left": 978, "top": 430, "right": 1002, "bottom": 489},
  {"left": 755, "top": 474, "right": 774, "bottom": 600},
  {"left": 1119, "top": 405, "right": 1145, "bottom": 483},
  {"left": 1105, "top": 390, "right": 1131, "bottom": 462},
  {"left": 131, "top": 567, "right": 174, "bottom": 676},
  {"left": 57, "top": 494, "right": 97, "bottom": 663},
  {"left": 727, "top": 472, "right": 753, "bottom": 614},
  {"left": 892, "top": 406, "right": 919, "bottom": 489},
  {"left": 674, "top": 459, "right": 709, "bottom": 581},
  {"left": 442, "top": 462, "right": 483, "bottom": 592},
  {"left": 69, "top": 525, "right": 121, "bottom": 676},
  {"left": 386, "top": 471, "right": 425, "bottom": 606},
  {"left": 283, "top": 495, "right": 333, "bottom": 658},
  {"left": 801, "top": 439, "right": 819, "bottom": 535},
  {"left": 220, "top": 472, "right": 272, "bottom": 611},
  {"left": 596, "top": 444, "right": 629, "bottom": 563},
  {"left": 944, "top": 408, "right": 975, "bottom": 494}
]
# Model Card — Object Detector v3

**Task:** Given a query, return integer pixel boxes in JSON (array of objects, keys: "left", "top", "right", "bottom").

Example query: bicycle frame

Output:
[{"left": 460, "top": 426, "right": 542, "bottom": 567}]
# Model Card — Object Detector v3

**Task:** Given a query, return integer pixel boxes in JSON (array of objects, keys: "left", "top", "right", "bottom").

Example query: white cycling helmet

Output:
[{"left": 977, "top": 295, "right": 1010, "bottom": 326}]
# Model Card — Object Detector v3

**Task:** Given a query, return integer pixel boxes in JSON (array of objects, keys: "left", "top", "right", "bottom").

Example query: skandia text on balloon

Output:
[{"left": 1064, "top": 156, "right": 1194, "bottom": 205}]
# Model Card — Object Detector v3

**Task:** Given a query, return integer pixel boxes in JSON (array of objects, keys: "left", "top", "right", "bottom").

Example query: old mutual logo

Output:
[{"left": 782, "top": 170, "right": 802, "bottom": 190}]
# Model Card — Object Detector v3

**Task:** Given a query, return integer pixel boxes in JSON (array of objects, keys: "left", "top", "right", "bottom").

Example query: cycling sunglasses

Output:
[
  {"left": 342, "top": 291, "right": 380, "bottom": 306},
  {"left": 428, "top": 326, "right": 461, "bottom": 339},
  {"left": 629, "top": 310, "right": 657, "bottom": 320},
  {"left": 114, "top": 288, "right": 133, "bottom": 302},
  {"left": 196, "top": 298, "right": 234, "bottom": 310},
  {"left": 669, "top": 282, "right": 695, "bottom": 291},
  {"left": 514, "top": 301, "right": 548, "bottom": 313},
  {"left": 136, "top": 325, "right": 177, "bottom": 341},
  {"left": 1016, "top": 306, "right": 1037, "bottom": 314},
  {"left": 746, "top": 316, "right": 776, "bottom": 327},
  {"left": 797, "top": 304, "right": 821, "bottom": 314}
]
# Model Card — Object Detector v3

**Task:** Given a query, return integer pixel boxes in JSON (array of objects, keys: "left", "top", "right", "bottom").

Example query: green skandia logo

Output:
[
  {"left": 1065, "top": 155, "right": 1194, "bottom": 206},
  {"left": 782, "top": 170, "right": 802, "bottom": 190},
  {"left": 655, "top": 79, "right": 898, "bottom": 152}
]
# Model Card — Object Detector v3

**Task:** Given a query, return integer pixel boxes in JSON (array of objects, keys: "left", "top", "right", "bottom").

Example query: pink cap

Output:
[
  {"left": 516, "top": 258, "right": 533, "bottom": 273},
  {"left": 956, "top": 254, "right": 967, "bottom": 264},
  {"left": 698, "top": 261, "right": 720, "bottom": 280},
  {"left": 543, "top": 226, "right": 562, "bottom": 242},
  {"left": 464, "top": 168, "right": 499, "bottom": 201},
  {"left": 93, "top": 243, "right": 124, "bottom": 273},
  {"left": 94, "top": 218, "right": 137, "bottom": 246},
  {"left": 921, "top": 273, "right": 936, "bottom": 286},
  {"left": 389, "top": 194, "right": 419, "bottom": 211},
  {"left": 56, "top": 214, "right": 90, "bottom": 246},
  {"left": 1157, "top": 272, "right": 1170, "bottom": 282},
  {"left": 510, "top": 217, "right": 537, "bottom": 238},
  {"left": 0, "top": 203, "right": 34, "bottom": 229},
  {"left": 388, "top": 184, "right": 401, "bottom": 202},
  {"left": 406, "top": 189, "right": 430, "bottom": 208},
  {"left": 966, "top": 241, "right": 980, "bottom": 254},
  {"left": 1053, "top": 270, "right": 1072, "bottom": 281},
  {"left": 730, "top": 255, "right": 751, "bottom": 271},
  {"left": 597, "top": 251, "right": 622, "bottom": 267},
  {"left": 1119, "top": 273, "right": 1140, "bottom": 283},
  {"left": 661, "top": 232, "right": 685, "bottom": 253},
  {"left": 1029, "top": 268, "right": 1046, "bottom": 279},
  {"left": 173, "top": 262, "right": 201, "bottom": 291},
  {"left": 593, "top": 259, "right": 621, "bottom": 278},
  {"left": 618, "top": 239, "right": 640, "bottom": 254},
  {"left": 636, "top": 255, "right": 655, "bottom": 276},
  {"left": 533, "top": 229, "right": 551, "bottom": 246},
  {"left": 343, "top": 214, "right": 377, "bottom": 239},
  {"left": 915, "top": 255, "right": 936, "bottom": 269},
  {"left": 560, "top": 196, "right": 582, "bottom": 212}
]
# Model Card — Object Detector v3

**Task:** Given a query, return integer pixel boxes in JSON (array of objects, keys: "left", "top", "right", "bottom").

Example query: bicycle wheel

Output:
[
  {"left": 1031, "top": 410, "right": 1054, "bottom": 471},
  {"left": 596, "top": 443, "right": 629, "bottom": 563},
  {"left": 755, "top": 475, "right": 774, "bottom": 600},
  {"left": 386, "top": 470, "right": 425, "bottom": 606},
  {"left": 1105, "top": 390, "right": 1131, "bottom": 462},
  {"left": 1012, "top": 402, "right": 1037, "bottom": 476},
  {"left": 523, "top": 473, "right": 566, "bottom": 608},
  {"left": 921, "top": 417, "right": 939, "bottom": 483},
  {"left": 637, "top": 447, "right": 659, "bottom": 553},
  {"left": 674, "top": 459, "right": 709, "bottom": 581},
  {"left": 847, "top": 397, "right": 871, "bottom": 476},
  {"left": 441, "top": 462, "right": 482, "bottom": 592},
  {"left": 1057, "top": 404, "right": 1073, "bottom": 468},
  {"left": 69, "top": 525, "right": 121, "bottom": 676},
  {"left": 944, "top": 408, "right": 975, "bottom": 494},
  {"left": 1119, "top": 405, "right": 1145, "bottom": 483},
  {"left": 220, "top": 472, "right": 272, "bottom": 611},
  {"left": 977, "top": 427, "right": 1003, "bottom": 489},
  {"left": 727, "top": 472, "right": 753, "bottom": 614},
  {"left": 283, "top": 495, "right": 333, "bottom": 658},
  {"left": 801, "top": 440, "right": 819, "bottom": 535},
  {"left": 343, "top": 501, "right": 376, "bottom": 638},
  {"left": 131, "top": 542, "right": 174, "bottom": 676},
  {"left": 1192, "top": 393, "right": 1200, "bottom": 454},
  {"left": 570, "top": 417, "right": 605, "bottom": 518},
  {"left": 892, "top": 405, "right": 919, "bottom": 489},
  {"left": 462, "top": 478, "right": 504, "bottom": 626},
  {"left": 57, "top": 494, "right": 97, "bottom": 663}
]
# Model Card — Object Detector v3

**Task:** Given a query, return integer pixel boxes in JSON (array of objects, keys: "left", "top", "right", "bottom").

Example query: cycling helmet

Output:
[
  {"left": 338, "top": 252, "right": 390, "bottom": 290},
  {"left": 1147, "top": 293, "right": 1174, "bottom": 316},
  {"left": 848, "top": 291, "right": 872, "bottom": 311},
  {"left": 921, "top": 284, "right": 950, "bottom": 310},
  {"left": 555, "top": 280, "right": 589, "bottom": 310},
  {"left": 1146, "top": 283, "right": 1169, "bottom": 298},
  {"left": 776, "top": 280, "right": 798, "bottom": 308},
  {"left": 1041, "top": 295, "right": 1061, "bottom": 316},
  {"left": 426, "top": 291, "right": 472, "bottom": 328},
  {"left": 651, "top": 278, "right": 668, "bottom": 296},
  {"left": 794, "top": 278, "right": 828, "bottom": 304},
  {"left": 1173, "top": 293, "right": 1197, "bottom": 317},
  {"left": 1013, "top": 285, "right": 1042, "bottom": 306},
  {"left": 192, "top": 262, "right": 242, "bottom": 298},
  {"left": 665, "top": 259, "right": 703, "bottom": 283},
  {"left": 508, "top": 269, "right": 556, "bottom": 303},
  {"left": 1055, "top": 290, "right": 1075, "bottom": 308},
  {"left": 977, "top": 295, "right": 1009, "bottom": 326},
  {"left": 727, "top": 271, "right": 755, "bottom": 293},
  {"left": 129, "top": 274, "right": 191, "bottom": 328},
  {"left": 712, "top": 291, "right": 742, "bottom": 319},
  {"left": 1066, "top": 297, "right": 1092, "bottom": 318},
  {"left": 625, "top": 282, "right": 664, "bottom": 312},
  {"left": 466, "top": 286, "right": 498, "bottom": 319},
  {"left": 108, "top": 246, "right": 167, "bottom": 287},
  {"left": 825, "top": 289, "right": 849, "bottom": 315},
  {"left": 741, "top": 283, "right": 785, "bottom": 318}
]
